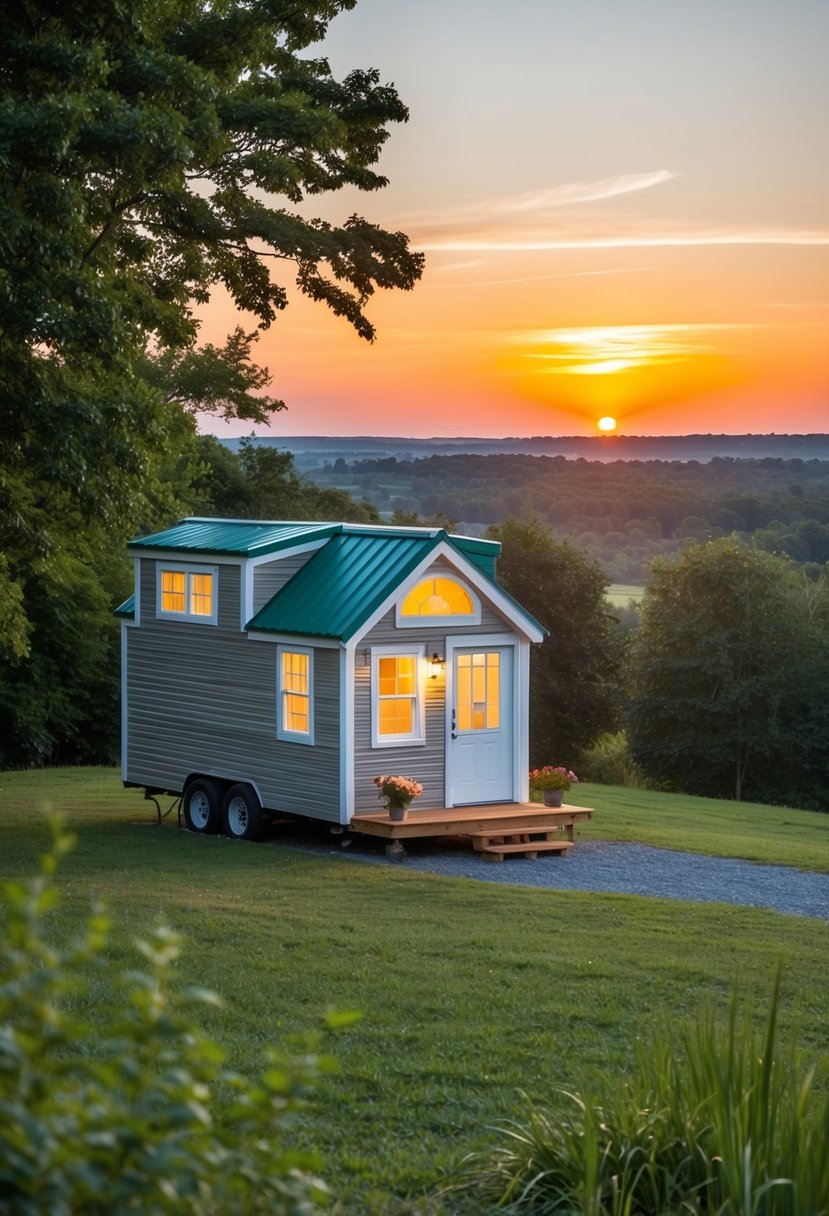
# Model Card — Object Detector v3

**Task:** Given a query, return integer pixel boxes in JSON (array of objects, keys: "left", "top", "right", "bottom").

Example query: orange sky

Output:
[{"left": 199, "top": 1, "right": 829, "bottom": 440}]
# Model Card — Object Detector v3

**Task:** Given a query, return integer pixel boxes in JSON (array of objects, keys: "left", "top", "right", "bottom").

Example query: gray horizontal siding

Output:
[
  {"left": 353, "top": 660, "right": 446, "bottom": 812},
  {"left": 125, "top": 559, "right": 341, "bottom": 821},
  {"left": 252, "top": 550, "right": 317, "bottom": 615}
]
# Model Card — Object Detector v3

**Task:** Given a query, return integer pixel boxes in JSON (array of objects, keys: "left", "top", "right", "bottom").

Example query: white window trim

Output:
[
  {"left": 276, "top": 644, "right": 315, "bottom": 745},
  {"left": 371, "top": 643, "right": 426, "bottom": 748},
  {"left": 395, "top": 572, "right": 481, "bottom": 629},
  {"left": 156, "top": 563, "right": 219, "bottom": 625}
]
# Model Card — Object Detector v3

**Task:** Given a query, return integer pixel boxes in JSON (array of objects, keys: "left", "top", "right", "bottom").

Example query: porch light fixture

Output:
[{"left": 428, "top": 652, "right": 445, "bottom": 679}]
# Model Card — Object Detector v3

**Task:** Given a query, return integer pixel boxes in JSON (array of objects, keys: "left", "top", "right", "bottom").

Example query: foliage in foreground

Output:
[
  {"left": 461, "top": 974, "right": 829, "bottom": 1215},
  {"left": 0, "top": 822, "right": 351, "bottom": 1215}
]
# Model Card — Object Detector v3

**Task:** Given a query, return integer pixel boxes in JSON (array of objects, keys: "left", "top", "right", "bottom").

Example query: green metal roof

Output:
[
  {"left": 246, "top": 529, "right": 546, "bottom": 641},
  {"left": 120, "top": 518, "right": 545, "bottom": 639},
  {"left": 127, "top": 519, "right": 340, "bottom": 557},
  {"left": 114, "top": 594, "right": 135, "bottom": 619},
  {"left": 247, "top": 531, "right": 441, "bottom": 639}
]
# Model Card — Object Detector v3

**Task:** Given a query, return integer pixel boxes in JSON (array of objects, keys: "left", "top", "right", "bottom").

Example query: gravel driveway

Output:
[{"left": 299, "top": 835, "right": 829, "bottom": 921}]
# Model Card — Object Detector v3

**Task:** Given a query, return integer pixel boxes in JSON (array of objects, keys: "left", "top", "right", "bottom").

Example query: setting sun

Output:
[{"left": 597, "top": 416, "right": 618, "bottom": 433}]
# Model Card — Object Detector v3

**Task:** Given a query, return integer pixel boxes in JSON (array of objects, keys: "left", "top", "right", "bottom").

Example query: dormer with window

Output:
[{"left": 156, "top": 564, "right": 218, "bottom": 625}]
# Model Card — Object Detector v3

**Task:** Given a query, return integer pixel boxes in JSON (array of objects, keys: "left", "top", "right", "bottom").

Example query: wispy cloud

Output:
[
  {"left": 421, "top": 229, "right": 829, "bottom": 252},
  {"left": 399, "top": 171, "right": 676, "bottom": 246},
  {"left": 514, "top": 323, "right": 747, "bottom": 375},
  {"left": 485, "top": 171, "right": 676, "bottom": 211},
  {"left": 425, "top": 267, "right": 637, "bottom": 289},
  {"left": 397, "top": 172, "right": 829, "bottom": 253}
]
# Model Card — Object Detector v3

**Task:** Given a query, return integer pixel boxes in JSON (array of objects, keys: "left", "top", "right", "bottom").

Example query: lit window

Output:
[
  {"left": 161, "top": 570, "right": 186, "bottom": 614},
  {"left": 396, "top": 571, "right": 474, "bottom": 622},
  {"left": 372, "top": 649, "right": 424, "bottom": 746},
  {"left": 157, "top": 565, "right": 217, "bottom": 624},
  {"left": 190, "top": 573, "right": 213, "bottom": 617},
  {"left": 277, "top": 647, "right": 314, "bottom": 744}
]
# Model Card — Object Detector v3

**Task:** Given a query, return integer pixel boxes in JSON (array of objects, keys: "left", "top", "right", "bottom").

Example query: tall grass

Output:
[{"left": 462, "top": 972, "right": 829, "bottom": 1214}]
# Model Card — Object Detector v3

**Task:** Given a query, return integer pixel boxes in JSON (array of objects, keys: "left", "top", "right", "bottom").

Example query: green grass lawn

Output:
[
  {"left": 570, "top": 783, "right": 829, "bottom": 873},
  {"left": 2, "top": 767, "right": 829, "bottom": 1214}
]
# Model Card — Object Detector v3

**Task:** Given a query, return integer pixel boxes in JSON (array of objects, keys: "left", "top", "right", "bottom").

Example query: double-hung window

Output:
[
  {"left": 371, "top": 645, "right": 425, "bottom": 747},
  {"left": 157, "top": 564, "right": 218, "bottom": 624},
  {"left": 277, "top": 646, "right": 314, "bottom": 744}
]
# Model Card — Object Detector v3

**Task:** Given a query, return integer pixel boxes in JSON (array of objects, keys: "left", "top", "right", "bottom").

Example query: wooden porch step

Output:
[
  {"left": 468, "top": 829, "right": 562, "bottom": 849},
  {"left": 480, "top": 839, "right": 573, "bottom": 862}
]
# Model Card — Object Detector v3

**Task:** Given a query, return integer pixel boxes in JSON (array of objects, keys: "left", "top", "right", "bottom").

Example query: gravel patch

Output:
[{"left": 290, "top": 834, "right": 829, "bottom": 921}]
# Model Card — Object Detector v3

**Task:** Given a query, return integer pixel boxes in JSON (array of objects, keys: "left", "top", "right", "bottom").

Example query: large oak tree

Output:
[{"left": 0, "top": 0, "right": 422, "bottom": 761}]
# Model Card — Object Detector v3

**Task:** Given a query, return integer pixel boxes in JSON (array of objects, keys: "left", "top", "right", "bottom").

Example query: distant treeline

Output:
[
  {"left": 308, "top": 453, "right": 829, "bottom": 582},
  {"left": 229, "top": 433, "right": 829, "bottom": 467}
]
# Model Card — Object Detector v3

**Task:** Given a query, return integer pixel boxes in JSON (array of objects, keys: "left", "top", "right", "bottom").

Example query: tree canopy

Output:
[
  {"left": 627, "top": 538, "right": 829, "bottom": 808},
  {"left": 0, "top": 0, "right": 422, "bottom": 765},
  {"left": 1, "top": 0, "right": 422, "bottom": 628},
  {"left": 487, "top": 517, "right": 623, "bottom": 766}
]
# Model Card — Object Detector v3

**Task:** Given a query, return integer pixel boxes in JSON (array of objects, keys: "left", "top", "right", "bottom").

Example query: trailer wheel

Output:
[
  {"left": 183, "top": 778, "right": 223, "bottom": 834},
  {"left": 222, "top": 783, "right": 263, "bottom": 842}
]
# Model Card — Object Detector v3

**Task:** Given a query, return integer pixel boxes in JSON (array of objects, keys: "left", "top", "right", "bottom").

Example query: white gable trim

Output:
[
  {"left": 352, "top": 540, "right": 545, "bottom": 646},
  {"left": 342, "top": 642, "right": 356, "bottom": 824}
]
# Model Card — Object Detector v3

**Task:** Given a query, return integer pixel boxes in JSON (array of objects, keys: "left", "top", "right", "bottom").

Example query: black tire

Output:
[
  {"left": 222, "top": 783, "right": 263, "bottom": 842},
  {"left": 183, "top": 777, "right": 224, "bottom": 834}
]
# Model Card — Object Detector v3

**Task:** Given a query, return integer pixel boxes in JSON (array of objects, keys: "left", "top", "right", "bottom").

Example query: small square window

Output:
[{"left": 157, "top": 565, "right": 217, "bottom": 624}]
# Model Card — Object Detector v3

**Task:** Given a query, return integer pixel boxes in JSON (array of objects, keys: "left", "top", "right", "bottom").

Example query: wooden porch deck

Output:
[{"left": 350, "top": 802, "right": 593, "bottom": 861}]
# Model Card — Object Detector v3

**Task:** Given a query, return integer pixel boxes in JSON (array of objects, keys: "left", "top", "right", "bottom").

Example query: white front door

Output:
[{"left": 449, "top": 646, "right": 514, "bottom": 804}]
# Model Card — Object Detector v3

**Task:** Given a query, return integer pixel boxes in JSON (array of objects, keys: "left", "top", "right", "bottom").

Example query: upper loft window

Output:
[
  {"left": 397, "top": 575, "right": 479, "bottom": 627},
  {"left": 157, "top": 564, "right": 218, "bottom": 625}
]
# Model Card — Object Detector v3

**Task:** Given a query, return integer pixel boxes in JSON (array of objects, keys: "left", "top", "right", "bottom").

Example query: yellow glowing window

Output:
[
  {"left": 376, "top": 654, "right": 419, "bottom": 739},
  {"left": 161, "top": 570, "right": 186, "bottom": 614},
  {"left": 456, "top": 651, "right": 500, "bottom": 732},
  {"left": 189, "top": 573, "right": 213, "bottom": 617},
  {"left": 159, "top": 566, "right": 216, "bottom": 622},
  {"left": 279, "top": 650, "right": 311, "bottom": 738},
  {"left": 401, "top": 576, "right": 474, "bottom": 618}
]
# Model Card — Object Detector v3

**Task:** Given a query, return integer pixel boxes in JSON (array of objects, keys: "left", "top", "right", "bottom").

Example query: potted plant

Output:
[
  {"left": 373, "top": 774, "right": 424, "bottom": 821},
  {"left": 528, "top": 765, "right": 579, "bottom": 807}
]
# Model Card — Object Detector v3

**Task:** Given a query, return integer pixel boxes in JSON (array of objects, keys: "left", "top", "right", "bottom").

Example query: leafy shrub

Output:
[
  {"left": 460, "top": 974, "right": 829, "bottom": 1214},
  {"left": 0, "top": 821, "right": 351, "bottom": 1214},
  {"left": 577, "top": 731, "right": 650, "bottom": 788}
]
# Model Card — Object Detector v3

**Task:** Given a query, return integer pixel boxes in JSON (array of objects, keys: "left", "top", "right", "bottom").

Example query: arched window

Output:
[{"left": 399, "top": 575, "right": 478, "bottom": 624}]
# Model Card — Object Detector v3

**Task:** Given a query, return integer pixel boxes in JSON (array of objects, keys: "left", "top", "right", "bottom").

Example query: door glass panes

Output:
[{"left": 456, "top": 651, "right": 500, "bottom": 731}]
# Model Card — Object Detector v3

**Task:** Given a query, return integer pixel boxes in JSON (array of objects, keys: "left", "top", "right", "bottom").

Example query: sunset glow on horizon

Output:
[{"left": 197, "top": 0, "right": 829, "bottom": 441}]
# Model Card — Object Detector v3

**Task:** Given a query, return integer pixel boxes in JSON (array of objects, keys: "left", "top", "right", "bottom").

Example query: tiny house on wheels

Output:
[{"left": 116, "top": 519, "right": 547, "bottom": 841}]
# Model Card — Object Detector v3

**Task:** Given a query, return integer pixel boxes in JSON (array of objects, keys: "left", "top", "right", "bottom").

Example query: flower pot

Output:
[
  {"left": 543, "top": 789, "right": 564, "bottom": 807},
  {"left": 388, "top": 804, "right": 408, "bottom": 822}
]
